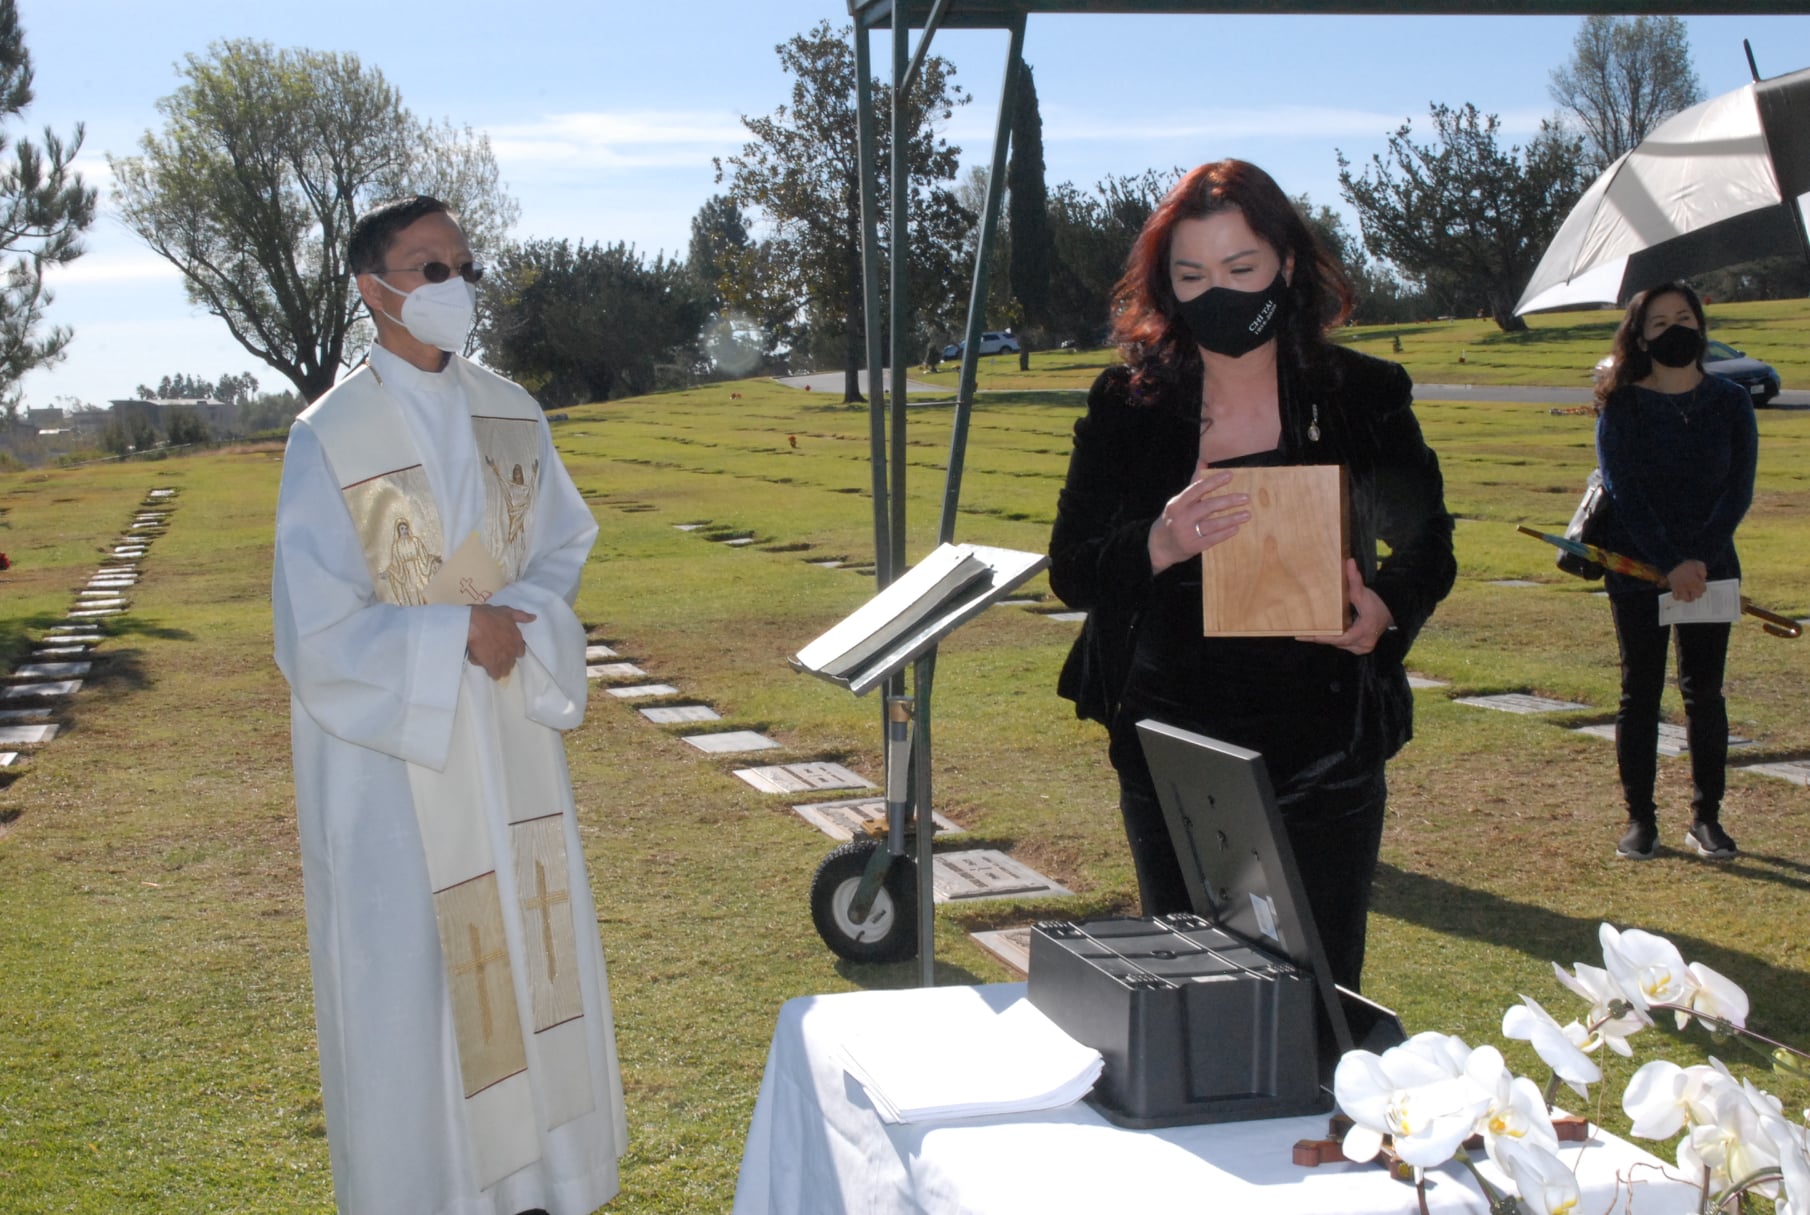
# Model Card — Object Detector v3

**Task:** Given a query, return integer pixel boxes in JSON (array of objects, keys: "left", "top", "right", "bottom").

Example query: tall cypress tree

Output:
[{"left": 1006, "top": 62, "right": 1054, "bottom": 334}]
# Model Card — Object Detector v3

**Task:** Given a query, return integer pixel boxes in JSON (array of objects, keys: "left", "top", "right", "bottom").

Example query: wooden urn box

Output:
[{"left": 1200, "top": 465, "right": 1348, "bottom": 636}]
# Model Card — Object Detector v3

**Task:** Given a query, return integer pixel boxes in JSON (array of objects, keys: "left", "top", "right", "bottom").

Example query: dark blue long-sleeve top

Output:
[{"left": 1595, "top": 373, "right": 1758, "bottom": 595}]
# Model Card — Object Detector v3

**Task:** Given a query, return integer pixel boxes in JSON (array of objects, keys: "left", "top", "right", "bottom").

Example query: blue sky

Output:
[{"left": 16, "top": 1, "right": 1809, "bottom": 408}]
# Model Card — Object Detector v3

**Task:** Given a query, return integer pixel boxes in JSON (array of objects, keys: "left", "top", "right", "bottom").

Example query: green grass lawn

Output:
[
  {"left": 4, "top": 332, "right": 1809, "bottom": 1212},
  {"left": 915, "top": 296, "right": 1810, "bottom": 394}
]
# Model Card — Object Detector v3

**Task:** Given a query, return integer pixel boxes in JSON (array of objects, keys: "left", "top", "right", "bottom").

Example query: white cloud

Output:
[
  {"left": 43, "top": 252, "right": 180, "bottom": 285},
  {"left": 490, "top": 109, "right": 748, "bottom": 170}
]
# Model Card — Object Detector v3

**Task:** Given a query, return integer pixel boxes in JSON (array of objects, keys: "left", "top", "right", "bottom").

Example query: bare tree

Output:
[{"left": 1549, "top": 15, "right": 1702, "bottom": 172}]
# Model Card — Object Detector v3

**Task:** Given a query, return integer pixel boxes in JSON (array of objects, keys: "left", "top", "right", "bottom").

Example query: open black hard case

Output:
[{"left": 1027, "top": 721, "right": 1405, "bottom": 1128}]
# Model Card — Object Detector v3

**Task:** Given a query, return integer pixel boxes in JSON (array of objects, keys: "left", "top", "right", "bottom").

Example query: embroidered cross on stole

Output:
[{"left": 310, "top": 362, "right": 593, "bottom": 1189}]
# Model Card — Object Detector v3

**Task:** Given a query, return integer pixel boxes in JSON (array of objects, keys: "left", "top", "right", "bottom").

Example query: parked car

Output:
[
  {"left": 1594, "top": 339, "right": 1781, "bottom": 405},
  {"left": 942, "top": 331, "right": 1021, "bottom": 360}
]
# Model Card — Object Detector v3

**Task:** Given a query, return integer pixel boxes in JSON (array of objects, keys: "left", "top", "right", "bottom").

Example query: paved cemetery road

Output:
[
  {"left": 1416, "top": 383, "right": 1810, "bottom": 408},
  {"left": 774, "top": 374, "right": 1808, "bottom": 409}
]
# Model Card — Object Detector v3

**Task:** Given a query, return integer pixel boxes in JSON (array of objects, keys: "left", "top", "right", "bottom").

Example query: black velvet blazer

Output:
[{"left": 1048, "top": 345, "right": 1456, "bottom": 762}]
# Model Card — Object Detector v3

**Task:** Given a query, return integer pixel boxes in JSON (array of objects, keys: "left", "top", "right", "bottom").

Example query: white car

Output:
[{"left": 942, "top": 331, "right": 1021, "bottom": 360}]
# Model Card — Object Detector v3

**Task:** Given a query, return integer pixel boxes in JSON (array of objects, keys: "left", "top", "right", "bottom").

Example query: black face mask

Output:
[
  {"left": 1645, "top": 323, "right": 1705, "bottom": 368},
  {"left": 1174, "top": 271, "right": 1289, "bottom": 358}
]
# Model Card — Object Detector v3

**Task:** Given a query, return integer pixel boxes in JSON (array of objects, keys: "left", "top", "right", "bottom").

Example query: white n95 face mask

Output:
[{"left": 374, "top": 275, "right": 477, "bottom": 352}]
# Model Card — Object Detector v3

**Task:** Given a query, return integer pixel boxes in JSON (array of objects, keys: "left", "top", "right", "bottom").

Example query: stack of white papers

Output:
[{"left": 835, "top": 998, "right": 1103, "bottom": 1124}]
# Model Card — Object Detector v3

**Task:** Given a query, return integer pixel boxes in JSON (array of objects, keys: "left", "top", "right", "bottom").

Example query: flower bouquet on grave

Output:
[{"left": 1331, "top": 923, "right": 1810, "bottom": 1215}]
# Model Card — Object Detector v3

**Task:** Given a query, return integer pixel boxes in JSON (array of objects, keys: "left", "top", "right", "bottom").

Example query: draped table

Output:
[{"left": 733, "top": 982, "right": 1700, "bottom": 1215}]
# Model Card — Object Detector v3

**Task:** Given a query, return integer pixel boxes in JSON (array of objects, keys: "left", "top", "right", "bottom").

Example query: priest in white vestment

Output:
[{"left": 273, "top": 196, "right": 625, "bottom": 1215}]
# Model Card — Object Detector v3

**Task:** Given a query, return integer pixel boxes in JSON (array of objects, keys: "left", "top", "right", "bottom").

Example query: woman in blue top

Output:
[{"left": 1595, "top": 281, "right": 1758, "bottom": 862}]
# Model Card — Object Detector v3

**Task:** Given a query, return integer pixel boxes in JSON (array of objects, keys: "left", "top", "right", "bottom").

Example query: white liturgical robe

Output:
[{"left": 273, "top": 345, "right": 624, "bottom": 1215}]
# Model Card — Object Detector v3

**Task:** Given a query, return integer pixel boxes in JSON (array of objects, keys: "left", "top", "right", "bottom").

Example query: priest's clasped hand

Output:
[{"left": 466, "top": 603, "right": 538, "bottom": 679}]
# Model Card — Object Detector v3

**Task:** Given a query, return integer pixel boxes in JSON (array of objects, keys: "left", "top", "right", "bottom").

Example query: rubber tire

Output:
[{"left": 810, "top": 838, "right": 919, "bottom": 964}]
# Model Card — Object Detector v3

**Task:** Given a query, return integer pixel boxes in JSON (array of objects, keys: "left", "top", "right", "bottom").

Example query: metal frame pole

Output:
[
  {"left": 853, "top": 27, "right": 892, "bottom": 590},
  {"left": 939, "top": 16, "right": 1025, "bottom": 545},
  {"left": 888, "top": 2, "right": 911, "bottom": 582}
]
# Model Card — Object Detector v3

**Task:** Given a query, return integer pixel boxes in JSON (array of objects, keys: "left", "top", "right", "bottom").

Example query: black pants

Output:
[
  {"left": 1609, "top": 590, "right": 1731, "bottom": 823},
  {"left": 1113, "top": 744, "right": 1387, "bottom": 993}
]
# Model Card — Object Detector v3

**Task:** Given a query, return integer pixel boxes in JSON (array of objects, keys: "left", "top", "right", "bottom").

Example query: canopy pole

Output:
[
  {"left": 938, "top": 16, "right": 1025, "bottom": 546},
  {"left": 854, "top": 26, "right": 892, "bottom": 590}
]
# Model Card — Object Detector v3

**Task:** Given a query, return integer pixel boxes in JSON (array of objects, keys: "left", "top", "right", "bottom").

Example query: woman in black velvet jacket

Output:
[{"left": 1048, "top": 160, "right": 1455, "bottom": 991}]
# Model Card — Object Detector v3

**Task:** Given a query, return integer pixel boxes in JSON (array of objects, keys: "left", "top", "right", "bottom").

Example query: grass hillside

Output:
[
  {"left": 915, "top": 296, "right": 1810, "bottom": 392},
  {"left": 3, "top": 330, "right": 1809, "bottom": 1211}
]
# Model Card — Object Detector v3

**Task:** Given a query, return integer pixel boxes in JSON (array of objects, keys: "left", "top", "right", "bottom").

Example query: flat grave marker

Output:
[
  {"left": 1407, "top": 675, "right": 1450, "bottom": 689},
  {"left": 584, "top": 644, "right": 618, "bottom": 661},
  {"left": 0, "top": 708, "right": 53, "bottom": 723},
  {"left": 1044, "top": 611, "right": 1087, "bottom": 623},
  {"left": 788, "top": 796, "right": 963, "bottom": 842},
  {"left": 1574, "top": 721, "right": 1755, "bottom": 756},
  {"left": 638, "top": 705, "right": 721, "bottom": 724},
  {"left": 587, "top": 663, "right": 648, "bottom": 681},
  {"left": 733, "top": 762, "right": 874, "bottom": 794},
  {"left": 1489, "top": 579, "right": 1542, "bottom": 588},
  {"left": 673, "top": 523, "right": 708, "bottom": 532},
  {"left": 969, "top": 926, "right": 1034, "bottom": 975},
  {"left": 13, "top": 663, "right": 92, "bottom": 679},
  {"left": 994, "top": 598, "right": 1040, "bottom": 607},
  {"left": 932, "top": 850, "right": 1071, "bottom": 903},
  {"left": 1737, "top": 759, "right": 1810, "bottom": 786},
  {"left": 1, "top": 681, "right": 83, "bottom": 700},
  {"left": 721, "top": 537, "right": 756, "bottom": 547},
  {"left": 68, "top": 609, "right": 125, "bottom": 619},
  {"left": 0, "top": 724, "right": 57, "bottom": 746},
  {"left": 1454, "top": 692, "right": 1589, "bottom": 714},
  {"left": 32, "top": 646, "right": 91, "bottom": 659},
  {"left": 0, "top": 751, "right": 17, "bottom": 767},
  {"left": 808, "top": 560, "right": 843, "bottom": 569},
  {"left": 605, "top": 683, "right": 678, "bottom": 699},
  {"left": 680, "top": 730, "right": 780, "bottom": 755}
]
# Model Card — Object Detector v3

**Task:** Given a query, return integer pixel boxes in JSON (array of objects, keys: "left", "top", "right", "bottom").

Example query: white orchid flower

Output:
[
  {"left": 1600, "top": 924, "right": 1693, "bottom": 1015},
  {"left": 1679, "top": 1079, "right": 1781, "bottom": 1197},
  {"left": 1503, "top": 995, "right": 1602, "bottom": 1099},
  {"left": 1464, "top": 1046, "right": 1559, "bottom": 1172},
  {"left": 1760, "top": 1111, "right": 1810, "bottom": 1215},
  {"left": 1334, "top": 1037, "right": 1493, "bottom": 1168},
  {"left": 1681, "top": 961, "right": 1750, "bottom": 1031},
  {"left": 1551, "top": 959, "right": 1646, "bottom": 1054},
  {"left": 1622, "top": 1059, "right": 1738, "bottom": 1140},
  {"left": 1495, "top": 1137, "right": 1583, "bottom": 1215}
]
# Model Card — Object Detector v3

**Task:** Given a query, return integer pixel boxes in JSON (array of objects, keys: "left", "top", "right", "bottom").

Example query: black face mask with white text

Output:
[
  {"left": 1645, "top": 323, "right": 1705, "bottom": 368},
  {"left": 1174, "top": 271, "right": 1289, "bottom": 358}
]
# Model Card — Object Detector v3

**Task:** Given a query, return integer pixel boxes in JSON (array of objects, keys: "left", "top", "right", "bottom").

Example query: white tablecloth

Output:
[{"left": 733, "top": 982, "right": 1700, "bottom": 1215}]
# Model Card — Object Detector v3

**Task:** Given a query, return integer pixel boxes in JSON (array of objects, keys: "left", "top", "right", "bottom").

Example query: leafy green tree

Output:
[
  {"left": 111, "top": 40, "right": 518, "bottom": 402},
  {"left": 164, "top": 406, "right": 210, "bottom": 446},
  {"left": 0, "top": 0, "right": 97, "bottom": 406},
  {"left": 1044, "top": 168, "right": 1179, "bottom": 345},
  {"left": 1338, "top": 104, "right": 1588, "bottom": 333},
  {"left": 688, "top": 194, "right": 751, "bottom": 316},
  {"left": 1549, "top": 15, "right": 1701, "bottom": 172},
  {"left": 136, "top": 370, "right": 260, "bottom": 403},
  {"left": 715, "top": 21, "right": 972, "bottom": 402},
  {"left": 477, "top": 238, "right": 709, "bottom": 409},
  {"left": 1006, "top": 63, "right": 1054, "bottom": 335}
]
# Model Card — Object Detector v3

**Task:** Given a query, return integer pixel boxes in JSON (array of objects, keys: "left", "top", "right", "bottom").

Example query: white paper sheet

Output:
[{"left": 1659, "top": 579, "right": 1741, "bottom": 625}]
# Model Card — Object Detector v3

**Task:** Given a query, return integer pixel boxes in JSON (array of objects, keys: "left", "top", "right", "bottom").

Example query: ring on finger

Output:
[{"left": 1193, "top": 521, "right": 1202, "bottom": 539}]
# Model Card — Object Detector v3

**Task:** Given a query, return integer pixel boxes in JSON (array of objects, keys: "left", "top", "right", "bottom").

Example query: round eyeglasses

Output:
[{"left": 377, "top": 260, "right": 484, "bottom": 284}]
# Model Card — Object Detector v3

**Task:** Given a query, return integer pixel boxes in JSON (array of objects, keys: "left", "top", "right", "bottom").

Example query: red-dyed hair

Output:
[{"left": 1110, "top": 160, "right": 1353, "bottom": 398}]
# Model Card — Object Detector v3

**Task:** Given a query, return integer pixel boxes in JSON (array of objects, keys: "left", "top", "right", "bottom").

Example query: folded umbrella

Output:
[{"left": 1517, "top": 525, "right": 1801, "bottom": 638}]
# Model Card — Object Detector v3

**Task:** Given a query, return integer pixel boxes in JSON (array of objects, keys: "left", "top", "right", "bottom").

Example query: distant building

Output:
[
  {"left": 107, "top": 396, "right": 242, "bottom": 439},
  {"left": 25, "top": 406, "right": 65, "bottom": 431}
]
